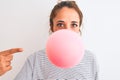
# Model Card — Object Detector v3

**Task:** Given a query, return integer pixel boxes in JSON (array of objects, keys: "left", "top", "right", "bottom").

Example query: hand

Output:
[{"left": 0, "top": 48, "right": 23, "bottom": 76}]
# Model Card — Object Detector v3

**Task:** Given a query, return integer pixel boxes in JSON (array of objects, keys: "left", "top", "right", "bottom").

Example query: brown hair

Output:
[{"left": 50, "top": 1, "right": 83, "bottom": 32}]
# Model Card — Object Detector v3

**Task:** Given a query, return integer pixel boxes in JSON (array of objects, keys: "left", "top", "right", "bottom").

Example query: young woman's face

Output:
[{"left": 53, "top": 7, "right": 80, "bottom": 33}]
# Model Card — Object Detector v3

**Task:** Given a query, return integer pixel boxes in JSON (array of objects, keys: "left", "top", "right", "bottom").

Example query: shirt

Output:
[{"left": 14, "top": 49, "right": 98, "bottom": 80}]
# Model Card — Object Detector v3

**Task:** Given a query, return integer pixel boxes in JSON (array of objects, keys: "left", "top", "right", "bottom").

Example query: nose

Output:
[{"left": 64, "top": 24, "right": 71, "bottom": 30}]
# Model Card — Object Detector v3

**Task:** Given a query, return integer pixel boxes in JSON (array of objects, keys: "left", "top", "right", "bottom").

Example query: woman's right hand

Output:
[{"left": 0, "top": 48, "right": 23, "bottom": 76}]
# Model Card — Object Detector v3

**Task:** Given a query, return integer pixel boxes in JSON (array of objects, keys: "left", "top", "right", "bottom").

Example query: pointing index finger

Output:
[{"left": 1, "top": 48, "right": 23, "bottom": 56}]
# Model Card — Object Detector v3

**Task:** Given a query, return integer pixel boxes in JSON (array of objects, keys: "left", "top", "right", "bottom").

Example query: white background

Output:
[{"left": 0, "top": 0, "right": 120, "bottom": 80}]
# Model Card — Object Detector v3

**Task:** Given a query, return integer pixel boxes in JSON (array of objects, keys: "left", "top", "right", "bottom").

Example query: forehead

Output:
[{"left": 54, "top": 7, "right": 80, "bottom": 22}]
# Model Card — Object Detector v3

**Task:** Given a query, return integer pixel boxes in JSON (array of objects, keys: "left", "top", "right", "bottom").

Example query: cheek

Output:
[
  {"left": 72, "top": 27, "right": 80, "bottom": 33},
  {"left": 52, "top": 26, "right": 57, "bottom": 32}
]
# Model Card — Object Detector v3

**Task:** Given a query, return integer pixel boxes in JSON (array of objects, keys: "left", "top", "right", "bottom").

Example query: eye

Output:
[
  {"left": 71, "top": 23, "right": 78, "bottom": 28},
  {"left": 56, "top": 23, "right": 64, "bottom": 28}
]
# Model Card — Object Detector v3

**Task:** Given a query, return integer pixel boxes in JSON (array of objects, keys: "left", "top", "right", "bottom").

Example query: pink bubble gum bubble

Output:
[{"left": 46, "top": 29, "right": 84, "bottom": 68}]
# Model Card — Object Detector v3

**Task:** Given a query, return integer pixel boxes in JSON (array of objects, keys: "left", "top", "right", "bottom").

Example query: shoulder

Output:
[
  {"left": 84, "top": 50, "right": 96, "bottom": 60},
  {"left": 27, "top": 49, "right": 46, "bottom": 59},
  {"left": 26, "top": 49, "right": 46, "bottom": 64},
  {"left": 81, "top": 50, "right": 97, "bottom": 64}
]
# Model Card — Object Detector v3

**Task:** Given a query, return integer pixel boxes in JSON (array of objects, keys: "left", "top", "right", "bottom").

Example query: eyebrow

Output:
[
  {"left": 57, "top": 20, "right": 78, "bottom": 23},
  {"left": 57, "top": 20, "right": 64, "bottom": 23},
  {"left": 71, "top": 21, "right": 78, "bottom": 23}
]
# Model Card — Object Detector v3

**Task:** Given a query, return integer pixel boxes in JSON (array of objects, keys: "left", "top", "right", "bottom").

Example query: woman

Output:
[{"left": 14, "top": 1, "right": 98, "bottom": 80}]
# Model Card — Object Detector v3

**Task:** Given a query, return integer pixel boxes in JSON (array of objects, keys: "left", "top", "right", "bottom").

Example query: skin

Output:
[
  {"left": 53, "top": 7, "right": 80, "bottom": 33},
  {"left": 0, "top": 48, "right": 23, "bottom": 76}
]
